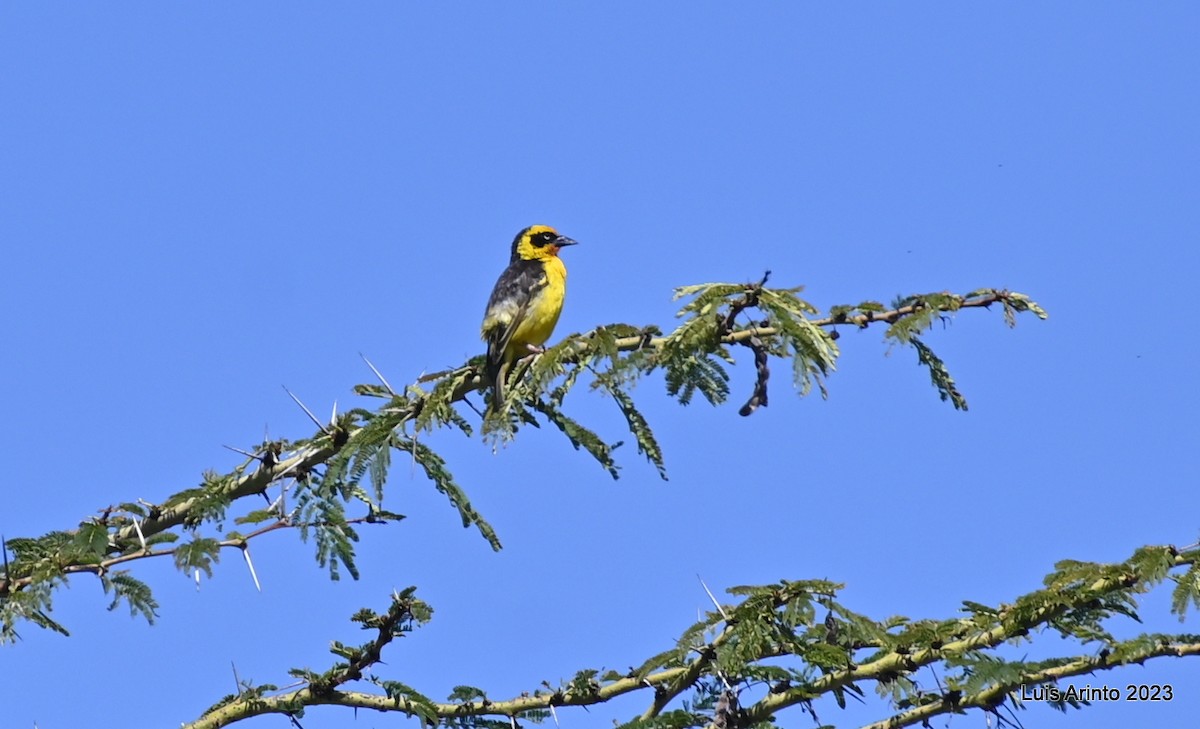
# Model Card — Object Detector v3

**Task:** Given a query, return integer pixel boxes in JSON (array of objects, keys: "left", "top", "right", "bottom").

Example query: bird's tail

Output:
[{"left": 483, "top": 345, "right": 508, "bottom": 418}]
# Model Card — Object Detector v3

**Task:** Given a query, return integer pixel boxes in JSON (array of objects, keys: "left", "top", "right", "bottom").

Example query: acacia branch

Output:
[
  {"left": 187, "top": 547, "right": 1198, "bottom": 729},
  {"left": 1, "top": 515, "right": 389, "bottom": 595},
  {"left": 188, "top": 635, "right": 1200, "bottom": 729},
  {"left": 187, "top": 663, "right": 694, "bottom": 729},
  {"left": 313, "top": 593, "right": 416, "bottom": 693},
  {"left": 1, "top": 287, "right": 1039, "bottom": 603},
  {"left": 856, "top": 640, "right": 1200, "bottom": 729},
  {"left": 640, "top": 623, "right": 734, "bottom": 720},
  {"left": 738, "top": 549, "right": 1199, "bottom": 726},
  {"left": 105, "top": 445, "right": 339, "bottom": 551}
]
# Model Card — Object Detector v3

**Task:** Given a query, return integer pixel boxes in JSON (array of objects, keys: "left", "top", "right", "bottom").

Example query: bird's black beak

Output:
[{"left": 555, "top": 235, "right": 579, "bottom": 247}]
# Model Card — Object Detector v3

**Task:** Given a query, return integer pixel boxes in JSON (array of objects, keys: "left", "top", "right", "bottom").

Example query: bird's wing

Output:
[{"left": 481, "top": 258, "right": 547, "bottom": 374}]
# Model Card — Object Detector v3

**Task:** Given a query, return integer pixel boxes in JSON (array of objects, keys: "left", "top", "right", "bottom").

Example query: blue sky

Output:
[{"left": 2, "top": 3, "right": 1198, "bottom": 728}]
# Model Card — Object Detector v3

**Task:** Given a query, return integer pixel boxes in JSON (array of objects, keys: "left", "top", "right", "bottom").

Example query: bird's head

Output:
[{"left": 511, "top": 225, "right": 578, "bottom": 263}]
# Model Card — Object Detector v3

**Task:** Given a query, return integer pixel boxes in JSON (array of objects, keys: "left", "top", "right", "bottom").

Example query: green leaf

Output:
[
  {"left": 412, "top": 368, "right": 476, "bottom": 435},
  {"left": 234, "top": 510, "right": 278, "bottom": 526},
  {"left": 395, "top": 436, "right": 502, "bottom": 551},
  {"left": 607, "top": 388, "right": 667, "bottom": 480},
  {"left": 447, "top": 685, "right": 488, "bottom": 702},
  {"left": 911, "top": 337, "right": 968, "bottom": 410},
  {"left": 663, "top": 354, "right": 730, "bottom": 406},
  {"left": 1002, "top": 292, "right": 1049, "bottom": 326},
  {"left": 377, "top": 680, "right": 440, "bottom": 722},
  {"left": 72, "top": 523, "right": 110, "bottom": 560},
  {"left": 293, "top": 476, "right": 359, "bottom": 581},
  {"left": 117, "top": 502, "right": 147, "bottom": 517},
  {"left": 1171, "top": 562, "right": 1200, "bottom": 619},
  {"left": 100, "top": 572, "right": 159, "bottom": 623},
  {"left": 173, "top": 537, "right": 221, "bottom": 578}
]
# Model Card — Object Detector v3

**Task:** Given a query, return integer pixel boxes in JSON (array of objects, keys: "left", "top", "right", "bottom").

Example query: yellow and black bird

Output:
[{"left": 480, "top": 225, "right": 578, "bottom": 412}]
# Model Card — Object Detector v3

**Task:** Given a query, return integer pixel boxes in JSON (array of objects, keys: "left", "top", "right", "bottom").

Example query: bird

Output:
[{"left": 480, "top": 224, "right": 579, "bottom": 414}]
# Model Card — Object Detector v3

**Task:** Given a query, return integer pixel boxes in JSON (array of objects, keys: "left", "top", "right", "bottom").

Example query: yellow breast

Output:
[{"left": 507, "top": 256, "right": 567, "bottom": 358}]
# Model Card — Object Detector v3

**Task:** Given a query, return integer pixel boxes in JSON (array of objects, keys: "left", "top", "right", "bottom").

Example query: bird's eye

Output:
[{"left": 530, "top": 231, "right": 556, "bottom": 247}]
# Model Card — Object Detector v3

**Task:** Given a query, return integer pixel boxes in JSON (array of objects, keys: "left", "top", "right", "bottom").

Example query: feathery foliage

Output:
[
  {"left": 3, "top": 279, "right": 1057, "bottom": 728},
  {"left": 9, "top": 273, "right": 1195, "bottom": 728},
  {"left": 176, "top": 544, "right": 1200, "bottom": 729}
]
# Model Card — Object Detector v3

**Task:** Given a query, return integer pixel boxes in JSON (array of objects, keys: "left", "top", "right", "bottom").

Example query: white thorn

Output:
[
  {"left": 697, "top": 574, "right": 730, "bottom": 621},
  {"left": 242, "top": 547, "right": 262, "bottom": 592},
  {"left": 132, "top": 518, "right": 147, "bottom": 551},
  {"left": 194, "top": 569, "right": 202, "bottom": 591},
  {"left": 549, "top": 703, "right": 560, "bottom": 727},
  {"left": 283, "top": 386, "right": 328, "bottom": 434},
  {"left": 222, "top": 444, "right": 259, "bottom": 459},
  {"left": 360, "top": 352, "right": 398, "bottom": 396}
]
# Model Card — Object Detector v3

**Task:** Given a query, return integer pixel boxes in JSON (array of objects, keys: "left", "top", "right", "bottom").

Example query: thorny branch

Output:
[
  {"left": 187, "top": 639, "right": 1200, "bottom": 729},
  {"left": 185, "top": 547, "right": 1200, "bottom": 729},
  {"left": 855, "top": 640, "right": 1200, "bottom": 729},
  {"left": 1, "top": 514, "right": 392, "bottom": 596},
  {"left": 736, "top": 549, "right": 1200, "bottom": 728},
  {"left": 312, "top": 594, "right": 418, "bottom": 694},
  {"left": 0, "top": 288, "right": 1035, "bottom": 602}
]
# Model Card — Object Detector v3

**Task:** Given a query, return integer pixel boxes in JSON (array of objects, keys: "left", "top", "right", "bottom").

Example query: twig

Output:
[
  {"left": 6, "top": 516, "right": 387, "bottom": 589},
  {"left": 717, "top": 270, "right": 771, "bottom": 336}
]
